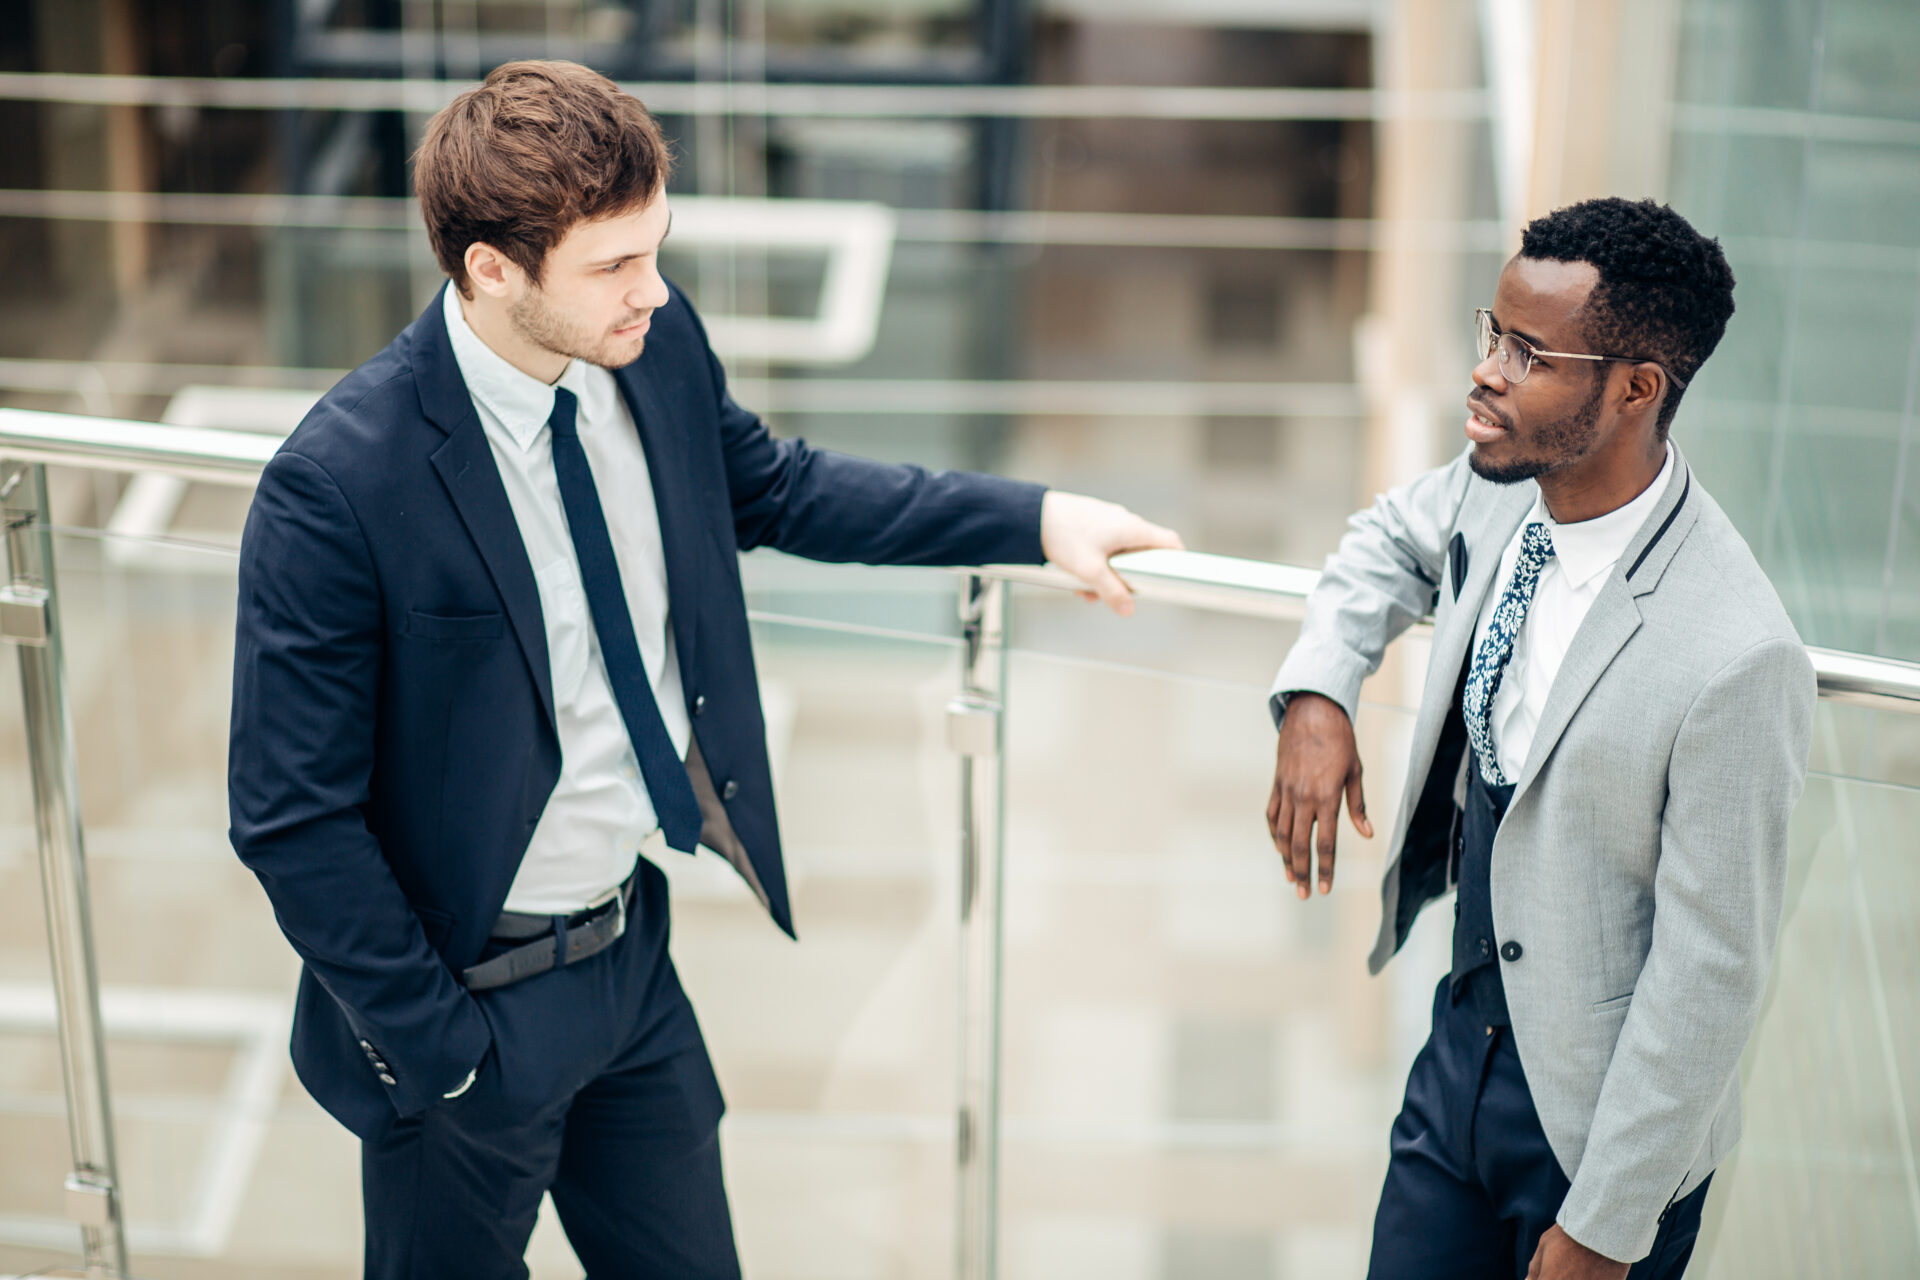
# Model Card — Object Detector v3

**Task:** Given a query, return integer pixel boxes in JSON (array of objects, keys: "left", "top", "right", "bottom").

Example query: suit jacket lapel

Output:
[
  {"left": 1430, "top": 481, "right": 1537, "bottom": 703},
  {"left": 1388, "top": 479, "right": 1534, "bottom": 850},
  {"left": 413, "top": 286, "right": 557, "bottom": 731},
  {"left": 1510, "top": 581, "right": 1640, "bottom": 798},
  {"left": 1511, "top": 447, "right": 1698, "bottom": 798},
  {"left": 614, "top": 359, "right": 701, "bottom": 696}
]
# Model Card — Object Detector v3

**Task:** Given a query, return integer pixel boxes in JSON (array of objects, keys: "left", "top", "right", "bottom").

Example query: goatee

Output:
[{"left": 1466, "top": 376, "right": 1606, "bottom": 485}]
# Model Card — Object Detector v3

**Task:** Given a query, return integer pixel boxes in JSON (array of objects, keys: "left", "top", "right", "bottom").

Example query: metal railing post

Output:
[
  {"left": 949, "top": 574, "right": 1008, "bottom": 1280},
  {"left": 1, "top": 461, "right": 131, "bottom": 1279}
]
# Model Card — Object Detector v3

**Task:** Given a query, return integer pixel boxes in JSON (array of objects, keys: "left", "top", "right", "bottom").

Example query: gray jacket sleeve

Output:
[
  {"left": 1269, "top": 448, "right": 1475, "bottom": 727},
  {"left": 1556, "top": 635, "right": 1816, "bottom": 1261}
]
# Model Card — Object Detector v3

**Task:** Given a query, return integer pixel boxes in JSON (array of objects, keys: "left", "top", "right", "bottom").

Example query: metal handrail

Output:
[
  {"left": 0, "top": 407, "right": 277, "bottom": 484},
  {"left": 985, "top": 552, "right": 1920, "bottom": 715},
  {"left": 4, "top": 407, "right": 1919, "bottom": 712}
]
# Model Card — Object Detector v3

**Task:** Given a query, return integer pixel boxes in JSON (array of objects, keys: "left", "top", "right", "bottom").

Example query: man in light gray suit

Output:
[{"left": 1266, "top": 198, "right": 1815, "bottom": 1279}]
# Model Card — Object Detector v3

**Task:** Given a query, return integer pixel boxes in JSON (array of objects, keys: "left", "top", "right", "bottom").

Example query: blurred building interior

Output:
[{"left": 1, "top": 1, "right": 1918, "bottom": 1277}]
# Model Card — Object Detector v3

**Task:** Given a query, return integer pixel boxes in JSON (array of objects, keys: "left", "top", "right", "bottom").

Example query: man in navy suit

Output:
[{"left": 229, "top": 59, "right": 1178, "bottom": 1279}]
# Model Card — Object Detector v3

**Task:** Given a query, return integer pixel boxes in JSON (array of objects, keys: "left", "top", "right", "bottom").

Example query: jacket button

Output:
[
  {"left": 378, "top": 1073, "right": 397, "bottom": 1086},
  {"left": 1500, "top": 941, "right": 1523, "bottom": 962},
  {"left": 722, "top": 779, "right": 739, "bottom": 801},
  {"left": 693, "top": 694, "right": 707, "bottom": 717},
  {"left": 1478, "top": 937, "right": 1490, "bottom": 958}
]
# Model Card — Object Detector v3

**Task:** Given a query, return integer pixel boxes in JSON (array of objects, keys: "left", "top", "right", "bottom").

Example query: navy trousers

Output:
[
  {"left": 1368, "top": 978, "right": 1712, "bottom": 1280},
  {"left": 359, "top": 859, "right": 738, "bottom": 1280}
]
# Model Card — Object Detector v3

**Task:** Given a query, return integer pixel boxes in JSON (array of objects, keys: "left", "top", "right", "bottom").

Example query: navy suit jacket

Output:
[{"left": 229, "top": 283, "right": 1046, "bottom": 1138}]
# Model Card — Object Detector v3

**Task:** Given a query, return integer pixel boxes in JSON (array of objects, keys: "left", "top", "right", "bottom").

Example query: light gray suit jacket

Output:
[{"left": 1270, "top": 443, "right": 1815, "bottom": 1262}]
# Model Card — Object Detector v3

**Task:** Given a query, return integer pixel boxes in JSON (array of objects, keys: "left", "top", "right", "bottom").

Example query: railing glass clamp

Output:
[
  {"left": 0, "top": 584, "right": 50, "bottom": 645},
  {"left": 946, "top": 696, "right": 1001, "bottom": 758},
  {"left": 63, "top": 1171, "right": 115, "bottom": 1228}
]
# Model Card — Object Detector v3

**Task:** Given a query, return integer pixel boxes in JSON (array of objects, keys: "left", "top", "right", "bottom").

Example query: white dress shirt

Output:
[
  {"left": 442, "top": 286, "right": 689, "bottom": 913},
  {"left": 1469, "top": 447, "right": 1674, "bottom": 782}
]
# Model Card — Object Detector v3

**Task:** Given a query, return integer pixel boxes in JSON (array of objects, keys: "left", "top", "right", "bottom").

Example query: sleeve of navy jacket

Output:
[
  {"left": 228, "top": 447, "right": 491, "bottom": 1120},
  {"left": 684, "top": 295, "right": 1049, "bottom": 568}
]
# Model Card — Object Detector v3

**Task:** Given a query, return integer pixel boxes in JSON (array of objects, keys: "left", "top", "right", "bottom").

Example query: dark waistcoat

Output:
[{"left": 1451, "top": 747, "right": 1516, "bottom": 1027}]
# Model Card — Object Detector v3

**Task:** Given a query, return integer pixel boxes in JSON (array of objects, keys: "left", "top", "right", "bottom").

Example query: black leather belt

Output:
[{"left": 460, "top": 872, "right": 635, "bottom": 992}]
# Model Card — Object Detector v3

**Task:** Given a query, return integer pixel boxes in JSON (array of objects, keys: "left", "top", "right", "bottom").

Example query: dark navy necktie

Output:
[{"left": 547, "top": 387, "right": 704, "bottom": 853}]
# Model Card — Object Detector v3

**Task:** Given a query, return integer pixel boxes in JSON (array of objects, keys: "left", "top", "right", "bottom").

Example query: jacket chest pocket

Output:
[
  {"left": 403, "top": 609, "right": 505, "bottom": 643},
  {"left": 534, "top": 558, "right": 591, "bottom": 703}
]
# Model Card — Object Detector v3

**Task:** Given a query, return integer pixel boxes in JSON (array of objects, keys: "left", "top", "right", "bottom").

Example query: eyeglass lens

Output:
[{"left": 1475, "top": 310, "right": 1531, "bottom": 383}]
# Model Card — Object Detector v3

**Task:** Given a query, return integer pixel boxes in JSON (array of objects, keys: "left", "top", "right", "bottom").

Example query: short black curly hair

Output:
[{"left": 1519, "top": 197, "right": 1735, "bottom": 437}]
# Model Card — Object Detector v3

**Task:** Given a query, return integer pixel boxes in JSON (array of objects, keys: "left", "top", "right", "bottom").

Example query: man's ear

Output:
[
  {"left": 463, "top": 242, "right": 520, "bottom": 300},
  {"left": 1624, "top": 361, "right": 1668, "bottom": 416}
]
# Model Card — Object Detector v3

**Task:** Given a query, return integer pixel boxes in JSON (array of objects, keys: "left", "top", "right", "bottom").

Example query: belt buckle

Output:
[{"left": 587, "top": 882, "right": 626, "bottom": 939}]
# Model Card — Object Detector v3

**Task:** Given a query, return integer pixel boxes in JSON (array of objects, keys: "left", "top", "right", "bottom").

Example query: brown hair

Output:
[{"left": 413, "top": 60, "right": 672, "bottom": 298}]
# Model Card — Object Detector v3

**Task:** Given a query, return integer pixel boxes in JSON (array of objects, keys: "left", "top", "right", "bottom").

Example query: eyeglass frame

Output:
[{"left": 1474, "top": 308, "right": 1688, "bottom": 392}]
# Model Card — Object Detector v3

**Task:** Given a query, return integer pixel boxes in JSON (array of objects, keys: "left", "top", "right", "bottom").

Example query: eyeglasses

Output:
[{"left": 1474, "top": 308, "right": 1687, "bottom": 391}]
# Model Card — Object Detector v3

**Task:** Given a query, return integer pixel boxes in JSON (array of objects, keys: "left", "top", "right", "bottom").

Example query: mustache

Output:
[{"left": 1467, "top": 392, "right": 1511, "bottom": 431}]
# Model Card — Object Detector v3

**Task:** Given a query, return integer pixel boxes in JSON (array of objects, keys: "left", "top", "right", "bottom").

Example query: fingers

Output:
[
  {"left": 1314, "top": 793, "right": 1339, "bottom": 894},
  {"left": 1126, "top": 516, "right": 1185, "bottom": 553},
  {"left": 1273, "top": 700, "right": 1370, "bottom": 901},
  {"left": 1288, "top": 803, "right": 1315, "bottom": 900},
  {"left": 1272, "top": 788, "right": 1295, "bottom": 886},
  {"left": 1081, "top": 560, "right": 1136, "bottom": 616},
  {"left": 1346, "top": 765, "right": 1373, "bottom": 839}
]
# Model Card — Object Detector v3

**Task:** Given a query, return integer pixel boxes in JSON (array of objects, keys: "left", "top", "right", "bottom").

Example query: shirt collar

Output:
[
  {"left": 1526, "top": 446, "right": 1676, "bottom": 591},
  {"left": 441, "top": 283, "right": 576, "bottom": 453}
]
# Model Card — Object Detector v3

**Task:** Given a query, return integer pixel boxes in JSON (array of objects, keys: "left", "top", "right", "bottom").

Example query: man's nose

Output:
[
  {"left": 1472, "top": 350, "right": 1511, "bottom": 393},
  {"left": 630, "top": 266, "right": 669, "bottom": 313}
]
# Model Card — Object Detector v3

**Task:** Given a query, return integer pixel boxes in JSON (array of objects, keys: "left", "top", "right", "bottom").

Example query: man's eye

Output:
[{"left": 603, "top": 261, "right": 626, "bottom": 274}]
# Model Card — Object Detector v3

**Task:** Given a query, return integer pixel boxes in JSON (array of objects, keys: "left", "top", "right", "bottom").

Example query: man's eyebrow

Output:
[
  {"left": 1491, "top": 312, "right": 1551, "bottom": 351},
  {"left": 583, "top": 212, "right": 672, "bottom": 268}
]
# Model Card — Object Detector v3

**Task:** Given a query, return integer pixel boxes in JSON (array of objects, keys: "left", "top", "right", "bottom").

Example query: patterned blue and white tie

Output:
[{"left": 1462, "top": 522, "right": 1556, "bottom": 786}]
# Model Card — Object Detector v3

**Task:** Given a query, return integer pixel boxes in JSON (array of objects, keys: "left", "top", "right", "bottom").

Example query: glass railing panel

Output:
[
  {"left": 1808, "top": 699, "right": 1920, "bottom": 794},
  {"left": 0, "top": 528, "right": 976, "bottom": 1278},
  {"left": 1693, "top": 772, "right": 1920, "bottom": 1277},
  {"left": 683, "top": 609, "right": 966, "bottom": 1279},
  {"left": 996, "top": 640, "right": 1442, "bottom": 1278},
  {"left": 0, "top": 528, "right": 325, "bottom": 1280},
  {"left": 999, "top": 623, "right": 1920, "bottom": 1278}
]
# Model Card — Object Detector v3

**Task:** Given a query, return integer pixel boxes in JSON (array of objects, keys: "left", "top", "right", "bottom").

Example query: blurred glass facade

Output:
[
  {"left": 1, "top": 2, "right": 1917, "bottom": 1278},
  {"left": 1666, "top": 0, "right": 1920, "bottom": 662}
]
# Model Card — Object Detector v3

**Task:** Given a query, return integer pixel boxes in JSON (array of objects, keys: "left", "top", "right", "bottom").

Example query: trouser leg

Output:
[
  {"left": 1471, "top": 1026, "right": 1573, "bottom": 1278},
  {"left": 549, "top": 1036, "right": 738, "bottom": 1280},
  {"left": 1373, "top": 977, "right": 1723, "bottom": 1279},
  {"left": 360, "top": 858, "right": 726, "bottom": 1280},
  {"left": 550, "top": 861, "right": 739, "bottom": 1279},
  {"left": 359, "top": 1044, "right": 567, "bottom": 1280},
  {"left": 1367, "top": 978, "right": 1512, "bottom": 1280},
  {"left": 1625, "top": 1176, "right": 1713, "bottom": 1280},
  {"left": 1482, "top": 1028, "right": 1714, "bottom": 1278}
]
